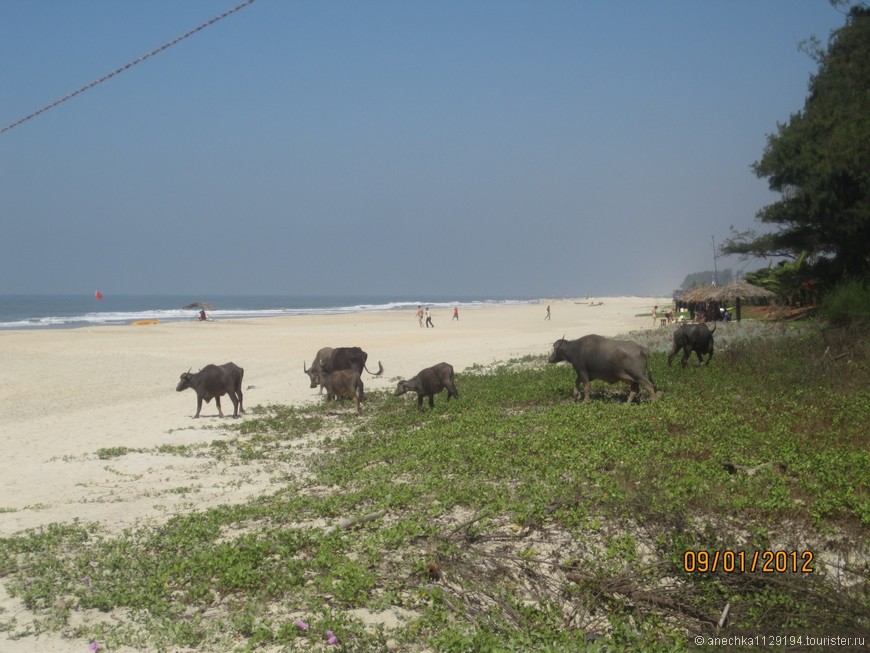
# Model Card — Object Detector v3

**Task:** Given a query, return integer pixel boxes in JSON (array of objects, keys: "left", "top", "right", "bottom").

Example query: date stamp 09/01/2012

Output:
[{"left": 682, "top": 549, "right": 814, "bottom": 574}]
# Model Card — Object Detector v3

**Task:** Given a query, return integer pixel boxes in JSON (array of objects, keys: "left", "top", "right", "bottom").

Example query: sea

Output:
[{"left": 0, "top": 294, "right": 538, "bottom": 330}]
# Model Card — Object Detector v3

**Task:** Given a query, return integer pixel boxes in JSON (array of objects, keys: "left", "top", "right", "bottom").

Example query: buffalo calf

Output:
[
  {"left": 176, "top": 362, "right": 245, "bottom": 418},
  {"left": 395, "top": 362, "right": 459, "bottom": 410},
  {"left": 324, "top": 369, "right": 364, "bottom": 415}
]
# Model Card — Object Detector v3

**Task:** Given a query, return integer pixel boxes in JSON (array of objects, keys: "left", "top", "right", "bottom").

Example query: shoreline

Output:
[
  {"left": 0, "top": 294, "right": 542, "bottom": 331},
  {"left": 0, "top": 295, "right": 668, "bottom": 538}
]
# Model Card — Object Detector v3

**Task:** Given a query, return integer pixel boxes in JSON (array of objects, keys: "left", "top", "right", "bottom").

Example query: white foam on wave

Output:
[{"left": 0, "top": 298, "right": 536, "bottom": 330}]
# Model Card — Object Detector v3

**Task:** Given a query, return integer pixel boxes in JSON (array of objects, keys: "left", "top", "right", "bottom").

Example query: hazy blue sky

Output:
[{"left": 0, "top": 1, "right": 849, "bottom": 298}]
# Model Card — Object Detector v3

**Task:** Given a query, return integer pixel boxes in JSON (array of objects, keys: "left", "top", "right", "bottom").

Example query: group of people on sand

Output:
[
  {"left": 652, "top": 305, "right": 675, "bottom": 326},
  {"left": 416, "top": 305, "right": 460, "bottom": 328},
  {"left": 413, "top": 303, "right": 569, "bottom": 325}
]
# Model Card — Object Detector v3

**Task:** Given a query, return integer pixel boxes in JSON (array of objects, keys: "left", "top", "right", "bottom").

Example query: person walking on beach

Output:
[
  {"left": 416, "top": 305, "right": 424, "bottom": 328},
  {"left": 425, "top": 307, "right": 434, "bottom": 328},
  {"left": 453, "top": 306, "right": 459, "bottom": 321},
  {"left": 545, "top": 305, "right": 551, "bottom": 320}
]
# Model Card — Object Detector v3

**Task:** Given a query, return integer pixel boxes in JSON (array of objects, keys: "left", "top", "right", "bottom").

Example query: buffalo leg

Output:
[
  {"left": 228, "top": 393, "right": 240, "bottom": 418},
  {"left": 416, "top": 395, "right": 424, "bottom": 410},
  {"left": 215, "top": 396, "right": 224, "bottom": 417},
  {"left": 578, "top": 372, "right": 593, "bottom": 402},
  {"left": 640, "top": 377, "right": 658, "bottom": 402},
  {"left": 428, "top": 395, "right": 435, "bottom": 409},
  {"left": 194, "top": 396, "right": 204, "bottom": 418}
]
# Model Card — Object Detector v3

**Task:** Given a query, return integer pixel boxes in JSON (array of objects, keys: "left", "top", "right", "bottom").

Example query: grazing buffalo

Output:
[
  {"left": 304, "top": 346, "right": 383, "bottom": 392},
  {"left": 395, "top": 362, "right": 459, "bottom": 410},
  {"left": 324, "top": 368, "right": 364, "bottom": 415},
  {"left": 668, "top": 323, "right": 716, "bottom": 367},
  {"left": 548, "top": 335, "right": 657, "bottom": 404},
  {"left": 176, "top": 362, "right": 245, "bottom": 418}
]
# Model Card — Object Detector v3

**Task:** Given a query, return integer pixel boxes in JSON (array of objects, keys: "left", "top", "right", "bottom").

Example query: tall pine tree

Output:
[{"left": 724, "top": 6, "right": 870, "bottom": 283}]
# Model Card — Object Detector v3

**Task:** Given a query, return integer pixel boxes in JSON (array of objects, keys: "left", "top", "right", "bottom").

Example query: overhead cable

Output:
[{"left": 1, "top": 0, "right": 257, "bottom": 135}]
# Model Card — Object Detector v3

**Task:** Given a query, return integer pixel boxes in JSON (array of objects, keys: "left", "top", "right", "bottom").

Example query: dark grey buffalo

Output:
[
  {"left": 668, "top": 323, "right": 716, "bottom": 367},
  {"left": 176, "top": 362, "right": 245, "bottom": 418},
  {"left": 304, "top": 346, "right": 383, "bottom": 392},
  {"left": 303, "top": 347, "right": 334, "bottom": 393},
  {"left": 324, "top": 368, "right": 364, "bottom": 415},
  {"left": 395, "top": 362, "right": 459, "bottom": 410},
  {"left": 548, "top": 335, "right": 657, "bottom": 404}
]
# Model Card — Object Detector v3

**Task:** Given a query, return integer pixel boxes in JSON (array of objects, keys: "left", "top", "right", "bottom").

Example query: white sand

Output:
[{"left": 0, "top": 296, "right": 667, "bottom": 652}]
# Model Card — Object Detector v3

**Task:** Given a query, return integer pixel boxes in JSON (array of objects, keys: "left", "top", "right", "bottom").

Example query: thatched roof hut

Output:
[
  {"left": 713, "top": 280, "right": 776, "bottom": 321},
  {"left": 708, "top": 279, "right": 776, "bottom": 303},
  {"left": 681, "top": 280, "right": 776, "bottom": 321},
  {"left": 680, "top": 286, "right": 716, "bottom": 303}
]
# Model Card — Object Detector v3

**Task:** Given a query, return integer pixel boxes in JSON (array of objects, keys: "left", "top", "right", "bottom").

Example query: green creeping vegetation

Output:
[
  {"left": 95, "top": 446, "right": 141, "bottom": 460},
  {"left": 0, "top": 322, "right": 868, "bottom": 652},
  {"left": 94, "top": 443, "right": 202, "bottom": 460}
]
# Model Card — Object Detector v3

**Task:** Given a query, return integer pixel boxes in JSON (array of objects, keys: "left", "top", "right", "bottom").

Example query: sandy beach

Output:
[
  {"left": 0, "top": 296, "right": 667, "bottom": 651},
  {"left": 0, "top": 296, "right": 668, "bottom": 537}
]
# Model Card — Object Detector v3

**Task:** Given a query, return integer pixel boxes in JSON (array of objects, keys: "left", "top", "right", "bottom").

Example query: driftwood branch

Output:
[
  {"left": 717, "top": 602, "right": 730, "bottom": 628},
  {"left": 325, "top": 510, "right": 386, "bottom": 535},
  {"left": 446, "top": 508, "right": 493, "bottom": 539}
]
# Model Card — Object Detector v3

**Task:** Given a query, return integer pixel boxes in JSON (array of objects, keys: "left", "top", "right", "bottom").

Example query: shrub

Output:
[{"left": 820, "top": 278, "right": 870, "bottom": 324}]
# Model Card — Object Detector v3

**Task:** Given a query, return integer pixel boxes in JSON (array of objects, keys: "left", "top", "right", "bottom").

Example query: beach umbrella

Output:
[{"left": 708, "top": 280, "right": 777, "bottom": 321}]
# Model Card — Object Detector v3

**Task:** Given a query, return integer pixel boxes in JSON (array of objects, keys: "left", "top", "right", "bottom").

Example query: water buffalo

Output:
[
  {"left": 176, "top": 362, "right": 245, "bottom": 418},
  {"left": 324, "top": 368, "right": 364, "bottom": 415},
  {"left": 395, "top": 362, "right": 459, "bottom": 410},
  {"left": 303, "top": 346, "right": 334, "bottom": 393},
  {"left": 548, "top": 335, "right": 657, "bottom": 404},
  {"left": 668, "top": 323, "right": 716, "bottom": 367},
  {"left": 304, "top": 346, "right": 383, "bottom": 392}
]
